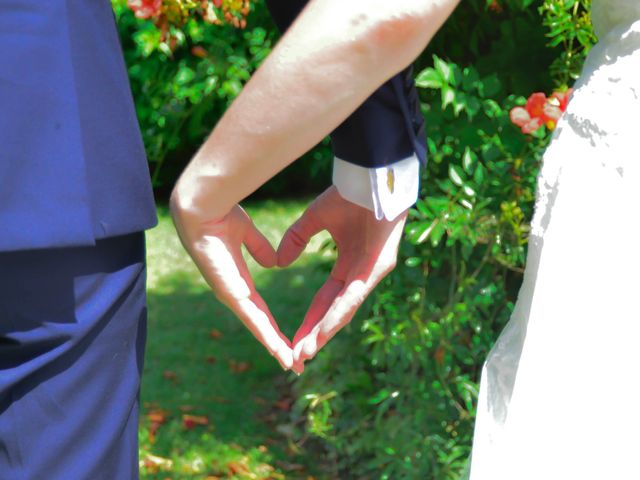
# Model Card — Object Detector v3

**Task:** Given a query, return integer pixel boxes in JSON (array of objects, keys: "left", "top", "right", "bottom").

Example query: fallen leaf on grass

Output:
[
  {"left": 229, "top": 360, "right": 251, "bottom": 374},
  {"left": 147, "top": 409, "right": 170, "bottom": 423},
  {"left": 141, "top": 454, "right": 173, "bottom": 473},
  {"left": 226, "top": 458, "right": 250, "bottom": 476},
  {"left": 286, "top": 439, "right": 302, "bottom": 456},
  {"left": 182, "top": 414, "right": 210, "bottom": 430},
  {"left": 254, "top": 463, "right": 276, "bottom": 476},
  {"left": 206, "top": 356, "right": 217, "bottom": 364},
  {"left": 273, "top": 398, "right": 292, "bottom": 411},
  {"left": 162, "top": 370, "right": 178, "bottom": 382},
  {"left": 146, "top": 408, "right": 170, "bottom": 443},
  {"left": 209, "top": 329, "right": 223, "bottom": 339},
  {"left": 181, "top": 456, "right": 206, "bottom": 474}
]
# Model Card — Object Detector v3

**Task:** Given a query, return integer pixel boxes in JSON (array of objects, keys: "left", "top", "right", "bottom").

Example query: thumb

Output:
[{"left": 277, "top": 206, "right": 322, "bottom": 267}]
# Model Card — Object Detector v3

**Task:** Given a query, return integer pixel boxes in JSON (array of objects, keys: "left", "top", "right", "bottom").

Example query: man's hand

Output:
[
  {"left": 277, "top": 186, "right": 407, "bottom": 373},
  {"left": 170, "top": 199, "right": 294, "bottom": 370}
]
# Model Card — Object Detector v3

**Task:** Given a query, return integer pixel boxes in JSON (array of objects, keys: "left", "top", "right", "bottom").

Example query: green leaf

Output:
[
  {"left": 462, "top": 147, "right": 478, "bottom": 174},
  {"left": 427, "top": 137, "right": 438, "bottom": 155},
  {"left": 368, "top": 389, "right": 391, "bottom": 405},
  {"left": 474, "top": 163, "right": 486, "bottom": 185},
  {"left": 462, "top": 66, "right": 480, "bottom": 92},
  {"left": 433, "top": 55, "right": 455, "bottom": 85},
  {"left": 453, "top": 92, "right": 466, "bottom": 117},
  {"left": 415, "top": 68, "right": 443, "bottom": 89},
  {"left": 405, "top": 257, "right": 422, "bottom": 268},
  {"left": 463, "top": 184, "right": 476, "bottom": 197},
  {"left": 482, "top": 99, "right": 503, "bottom": 118},
  {"left": 441, "top": 85, "right": 456, "bottom": 110},
  {"left": 449, "top": 164, "right": 465, "bottom": 186},
  {"left": 466, "top": 96, "right": 482, "bottom": 118},
  {"left": 478, "top": 74, "right": 501, "bottom": 98}
]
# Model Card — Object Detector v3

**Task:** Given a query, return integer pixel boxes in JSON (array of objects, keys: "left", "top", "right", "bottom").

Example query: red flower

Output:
[
  {"left": 128, "top": 0, "right": 162, "bottom": 19},
  {"left": 551, "top": 88, "right": 573, "bottom": 112},
  {"left": 525, "top": 93, "right": 547, "bottom": 120},
  {"left": 510, "top": 107, "right": 542, "bottom": 134},
  {"left": 488, "top": 0, "right": 503, "bottom": 13},
  {"left": 510, "top": 89, "right": 573, "bottom": 134}
]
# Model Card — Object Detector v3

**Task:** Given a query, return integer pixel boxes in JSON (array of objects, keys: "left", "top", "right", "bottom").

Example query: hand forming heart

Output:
[
  {"left": 171, "top": 186, "right": 406, "bottom": 374},
  {"left": 277, "top": 186, "right": 407, "bottom": 374}
]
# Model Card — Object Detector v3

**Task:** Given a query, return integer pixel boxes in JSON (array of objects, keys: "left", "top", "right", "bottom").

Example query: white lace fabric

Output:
[{"left": 468, "top": 2, "right": 640, "bottom": 478}]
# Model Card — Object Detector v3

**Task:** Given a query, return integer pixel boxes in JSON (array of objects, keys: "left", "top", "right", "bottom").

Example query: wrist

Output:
[{"left": 171, "top": 169, "right": 233, "bottom": 223}]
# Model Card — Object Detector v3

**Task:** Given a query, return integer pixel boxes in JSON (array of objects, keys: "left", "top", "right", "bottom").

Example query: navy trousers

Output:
[{"left": 0, "top": 233, "right": 147, "bottom": 479}]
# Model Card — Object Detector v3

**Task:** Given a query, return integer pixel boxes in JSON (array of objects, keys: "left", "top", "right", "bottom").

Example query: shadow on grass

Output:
[{"left": 140, "top": 257, "right": 333, "bottom": 479}]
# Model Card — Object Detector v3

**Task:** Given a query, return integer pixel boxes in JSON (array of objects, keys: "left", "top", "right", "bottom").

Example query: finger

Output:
[
  {"left": 291, "top": 360, "right": 305, "bottom": 376},
  {"left": 292, "top": 275, "right": 345, "bottom": 346},
  {"left": 243, "top": 219, "right": 278, "bottom": 268},
  {"left": 237, "top": 295, "right": 294, "bottom": 370},
  {"left": 251, "top": 288, "right": 292, "bottom": 349},
  {"left": 277, "top": 206, "right": 323, "bottom": 267},
  {"left": 195, "top": 236, "right": 293, "bottom": 369},
  {"left": 233, "top": 244, "right": 291, "bottom": 348},
  {"left": 296, "top": 276, "right": 371, "bottom": 363},
  {"left": 291, "top": 254, "right": 349, "bottom": 372},
  {"left": 234, "top": 247, "right": 294, "bottom": 359},
  {"left": 289, "top": 276, "right": 344, "bottom": 375}
]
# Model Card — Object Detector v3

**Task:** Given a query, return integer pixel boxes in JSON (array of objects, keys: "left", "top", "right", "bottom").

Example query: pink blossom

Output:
[{"left": 128, "top": 0, "right": 162, "bottom": 19}]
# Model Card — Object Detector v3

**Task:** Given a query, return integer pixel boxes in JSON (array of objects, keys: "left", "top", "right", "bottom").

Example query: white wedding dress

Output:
[{"left": 468, "top": 1, "right": 640, "bottom": 479}]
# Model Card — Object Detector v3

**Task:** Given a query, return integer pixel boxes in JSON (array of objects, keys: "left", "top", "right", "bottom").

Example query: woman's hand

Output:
[
  {"left": 170, "top": 196, "right": 294, "bottom": 370},
  {"left": 277, "top": 186, "right": 407, "bottom": 373}
]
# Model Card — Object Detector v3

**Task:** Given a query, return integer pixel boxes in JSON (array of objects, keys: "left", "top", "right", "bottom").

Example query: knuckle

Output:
[{"left": 288, "top": 226, "right": 307, "bottom": 248}]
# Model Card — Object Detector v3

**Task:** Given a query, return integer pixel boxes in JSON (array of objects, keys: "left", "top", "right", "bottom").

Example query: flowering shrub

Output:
[
  {"left": 290, "top": 1, "right": 596, "bottom": 478},
  {"left": 510, "top": 89, "right": 573, "bottom": 134},
  {"left": 114, "top": 0, "right": 333, "bottom": 194},
  {"left": 128, "top": 0, "right": 162, "bottom": 19},
  {"left": 128, "top": 0, "right": 252, "bottom": 34}
]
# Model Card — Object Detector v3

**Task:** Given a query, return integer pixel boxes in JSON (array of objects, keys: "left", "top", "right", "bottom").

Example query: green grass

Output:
[{"left": 140, "top": 200, "right": 334, "bottom": 479}]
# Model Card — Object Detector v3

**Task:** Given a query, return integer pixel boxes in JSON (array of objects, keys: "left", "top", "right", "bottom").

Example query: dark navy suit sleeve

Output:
[{"left": 265, "top": 0, "right": 426, "bottom": 169}]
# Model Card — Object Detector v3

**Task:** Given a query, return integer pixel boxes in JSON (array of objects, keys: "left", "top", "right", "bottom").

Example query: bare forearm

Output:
[{"left": 172, "top": 0, "right": 460, "bottom": 217}]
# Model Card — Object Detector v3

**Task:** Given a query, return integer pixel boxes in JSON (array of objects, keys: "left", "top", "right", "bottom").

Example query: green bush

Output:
[
  {"left": 113, "top": 0, "right": 333, "bottom": 196},
  {"left": 290, "top": 1, "right": 595, "bottom": 478}
]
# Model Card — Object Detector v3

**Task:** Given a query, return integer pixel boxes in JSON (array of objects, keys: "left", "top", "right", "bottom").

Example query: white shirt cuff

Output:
[{"left": 332, "top": 154, "right": 420, "bottom": 221}]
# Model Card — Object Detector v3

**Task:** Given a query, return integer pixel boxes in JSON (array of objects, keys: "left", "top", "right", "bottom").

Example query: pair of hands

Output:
[{"left": 171, "top": 186, "right": 406, "bottom": 375}]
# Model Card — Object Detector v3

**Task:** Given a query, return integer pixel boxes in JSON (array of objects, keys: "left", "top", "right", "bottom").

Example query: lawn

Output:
[{"left": 140, "top": 200, "right": 334, "bottom": 479}]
